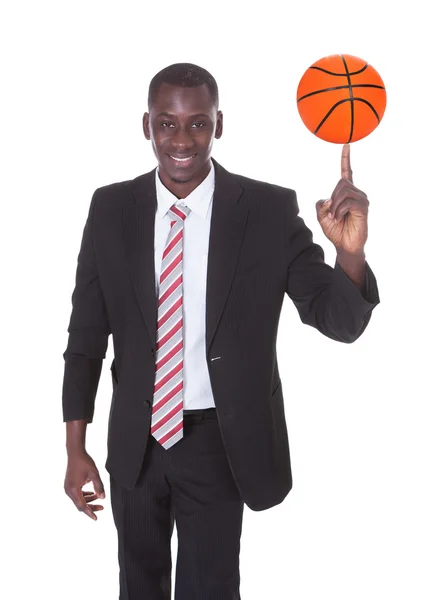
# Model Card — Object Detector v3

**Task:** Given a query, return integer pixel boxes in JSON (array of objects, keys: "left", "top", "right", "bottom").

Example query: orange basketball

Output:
[{"left": 296, "top": 54, "right": 387, "bottom": 143}]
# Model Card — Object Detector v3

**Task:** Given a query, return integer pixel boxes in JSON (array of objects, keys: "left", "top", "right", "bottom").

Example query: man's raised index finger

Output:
[{"left": 341, "top": 143, "right": 353, "bottom": 183}]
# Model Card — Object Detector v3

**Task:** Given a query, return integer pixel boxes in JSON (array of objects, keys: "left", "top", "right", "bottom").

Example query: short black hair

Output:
[{"left": 148, "top": 63, "right": 219, "bottom": 110}]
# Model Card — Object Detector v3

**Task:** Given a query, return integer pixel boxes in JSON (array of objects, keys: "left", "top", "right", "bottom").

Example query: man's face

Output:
[{"left": 143, "top": 83, "right": 223, "bottom": 196}]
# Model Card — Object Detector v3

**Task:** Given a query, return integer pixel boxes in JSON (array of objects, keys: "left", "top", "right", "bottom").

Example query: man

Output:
[{"left": 63, "top": 62, "right": 379, "bottom": 599}]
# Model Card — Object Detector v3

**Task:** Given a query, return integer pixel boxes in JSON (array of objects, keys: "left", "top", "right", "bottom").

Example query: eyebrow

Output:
[{"left": 155, "top": 112, "right": 211, "bottom": 119}]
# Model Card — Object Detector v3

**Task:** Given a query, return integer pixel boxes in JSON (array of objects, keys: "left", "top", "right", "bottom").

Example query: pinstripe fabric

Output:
[
  {"left": 63, "top": 157, "right": 379, "bottom": 508},
  {"left": 151, "top": 203, "right": 190, "bottom": 449},
  {"left": 110, "top": 414, "right": 244, "bottom": 599}
]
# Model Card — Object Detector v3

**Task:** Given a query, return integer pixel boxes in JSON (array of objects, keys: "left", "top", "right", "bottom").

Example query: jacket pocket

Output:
[
  {"left": 110, "top": 359, "right": 118, "bottom": 388},
  {"left": 270, "top": 380, "right": 282, "bottom": 399}
]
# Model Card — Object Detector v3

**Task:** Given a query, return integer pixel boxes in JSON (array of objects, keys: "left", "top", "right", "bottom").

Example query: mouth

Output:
[{"left": 167, "top": 153, "right": 197, "bottom": 167}]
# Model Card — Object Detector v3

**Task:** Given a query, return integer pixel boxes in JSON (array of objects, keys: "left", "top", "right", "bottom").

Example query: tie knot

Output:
[{"left": 168, "top": 202, "right": 191, "bottom": 223}]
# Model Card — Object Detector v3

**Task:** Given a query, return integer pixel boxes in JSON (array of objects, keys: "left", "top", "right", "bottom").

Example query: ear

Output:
[
  {"left": 215, "top": 111, "right": 223, "bottom": 139},
  {"left": 142, "top": 112, "right": 150, "bottom": 140}
]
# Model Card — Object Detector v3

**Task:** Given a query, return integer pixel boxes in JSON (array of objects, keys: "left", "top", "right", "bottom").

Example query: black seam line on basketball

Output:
[
  {"left": 297, "top": 84, "right": 385, "bottom": 103},
  {"left": 314, "top": 98, "right": 351, "bottom": 134},
  {"left": 314, "top": 98, "right": 381, "bottom": 135},
  {"left": 309, "top": 64, "right": 369, "bottom": 77},
  {"left": 340, "top": 55, "right": 354, "bottom": 143},
  {"left": 354, "top": 98, "right": 380, "bottom": 122}
]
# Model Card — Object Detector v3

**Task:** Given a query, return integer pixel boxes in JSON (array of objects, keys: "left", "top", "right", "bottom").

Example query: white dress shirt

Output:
[{"left": 154, "top": 161, "right": 216, "bottom": 409}]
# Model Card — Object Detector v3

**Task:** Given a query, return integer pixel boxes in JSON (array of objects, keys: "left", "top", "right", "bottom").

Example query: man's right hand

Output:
[{"left": 64, "top": 451, "right": 106, "bottom": 520}]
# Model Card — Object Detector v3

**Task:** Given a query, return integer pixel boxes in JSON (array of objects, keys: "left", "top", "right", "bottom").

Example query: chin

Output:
[
  {"left": 170, "top": 174, "right": 194, "bottom": 184},
  {"left": 165, "top": 163, "right": 200, "bottom": 183}
]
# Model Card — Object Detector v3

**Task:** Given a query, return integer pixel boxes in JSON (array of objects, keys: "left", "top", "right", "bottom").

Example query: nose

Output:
[{"left": 171, "top": 126, "right": 195, "bottom": 152}]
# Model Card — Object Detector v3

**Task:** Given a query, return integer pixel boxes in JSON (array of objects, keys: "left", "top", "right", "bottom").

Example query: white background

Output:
[{"left": 2, "top": 1, "right": 443, "bottom": 598}]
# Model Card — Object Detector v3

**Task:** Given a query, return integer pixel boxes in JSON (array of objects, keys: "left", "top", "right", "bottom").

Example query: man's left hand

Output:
[{"left": 316, "top": 143, "right": 369, "bottom": 254}]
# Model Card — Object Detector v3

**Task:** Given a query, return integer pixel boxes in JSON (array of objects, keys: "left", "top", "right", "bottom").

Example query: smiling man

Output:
[
  {"left": 143, "top": 78, "right": 223, "bottom": 192},
  {"left": 145, "top": 79, "right": 222, "bottom": 196},
  {"left": 62, "top": 63, "right": 380, "bottom": 599}
]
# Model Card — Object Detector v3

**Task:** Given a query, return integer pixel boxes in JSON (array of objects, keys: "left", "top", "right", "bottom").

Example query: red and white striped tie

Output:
[{"left": 151, "top": 202, "right": 190, "bottom": 449}]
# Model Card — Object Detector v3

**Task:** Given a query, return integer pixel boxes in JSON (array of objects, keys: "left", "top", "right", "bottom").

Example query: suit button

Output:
[{"left": 143, "top": 400, "right": 150, "bottom": 406}]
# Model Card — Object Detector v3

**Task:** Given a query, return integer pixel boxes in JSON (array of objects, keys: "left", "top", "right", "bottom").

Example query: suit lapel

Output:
[
  {"left": 124, "top": 158, "right": 249, "bottom": 355},
  {"left": 205, "top": 159, "right": 248, "bottom": 353},
  {"left": 124, "top": 169, "right": 158, "bottom": 349}
]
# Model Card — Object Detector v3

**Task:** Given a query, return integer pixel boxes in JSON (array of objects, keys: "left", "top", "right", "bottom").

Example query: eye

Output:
[
  {"left": 191, "top": 122, "right": 205, "bottom": 128},
  {"left": 160, "top": 122, "right": 174, "bottom": 128}
]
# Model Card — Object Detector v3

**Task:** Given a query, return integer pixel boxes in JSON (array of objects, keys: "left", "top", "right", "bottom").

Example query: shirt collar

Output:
[{"left": 155, "top": 159, "right": 215, "bottom": 220}]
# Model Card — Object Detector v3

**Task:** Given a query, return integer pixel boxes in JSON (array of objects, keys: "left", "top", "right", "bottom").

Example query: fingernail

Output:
[{"left": 328, "top": 212, "right": 333, "bottom": 219}]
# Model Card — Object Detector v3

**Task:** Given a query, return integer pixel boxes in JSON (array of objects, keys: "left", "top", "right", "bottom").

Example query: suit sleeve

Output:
[
  {"left": 285, "top": 190, "right": 380, "bottom": 343},
  {"left": 62, "top": 190, "right": 111, "bottom": 422}
]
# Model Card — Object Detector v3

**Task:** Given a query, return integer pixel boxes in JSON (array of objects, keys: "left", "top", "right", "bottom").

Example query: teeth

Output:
[{"left": 170, "top": 155, "right": 194, "bottom": 162}]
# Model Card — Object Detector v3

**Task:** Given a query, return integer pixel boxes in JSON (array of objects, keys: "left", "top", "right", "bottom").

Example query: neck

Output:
[{"left": 158, "top": 160, "right": 212, "bottom": 198}]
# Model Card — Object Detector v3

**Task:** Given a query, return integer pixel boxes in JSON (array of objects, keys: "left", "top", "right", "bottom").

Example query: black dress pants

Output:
[{"left": 110, "top": 408, "right": 244, "bottom": 599}]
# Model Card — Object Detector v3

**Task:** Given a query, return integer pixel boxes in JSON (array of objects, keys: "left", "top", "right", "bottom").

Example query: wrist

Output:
[
  {"left": 336, "top": 247, "right": 366, "bottom": 260},
  {"left": 65, "top": 419, "right": 88, "bottom": 456},
  {"left": 336, "top": 248, "right": 366, "bottom": 292},
  {"left": 66, "top": 443, "right": 87, "bottom": 458}
]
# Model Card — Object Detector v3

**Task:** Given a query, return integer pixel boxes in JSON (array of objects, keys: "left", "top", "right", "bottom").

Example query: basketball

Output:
[{"left": 296, "top": 54, "right": 386, "bottom": 143}]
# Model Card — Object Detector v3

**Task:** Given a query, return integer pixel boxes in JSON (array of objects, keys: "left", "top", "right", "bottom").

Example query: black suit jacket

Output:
[{"left": 62, "top": 157, "right": 379, "bottom": 511}]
